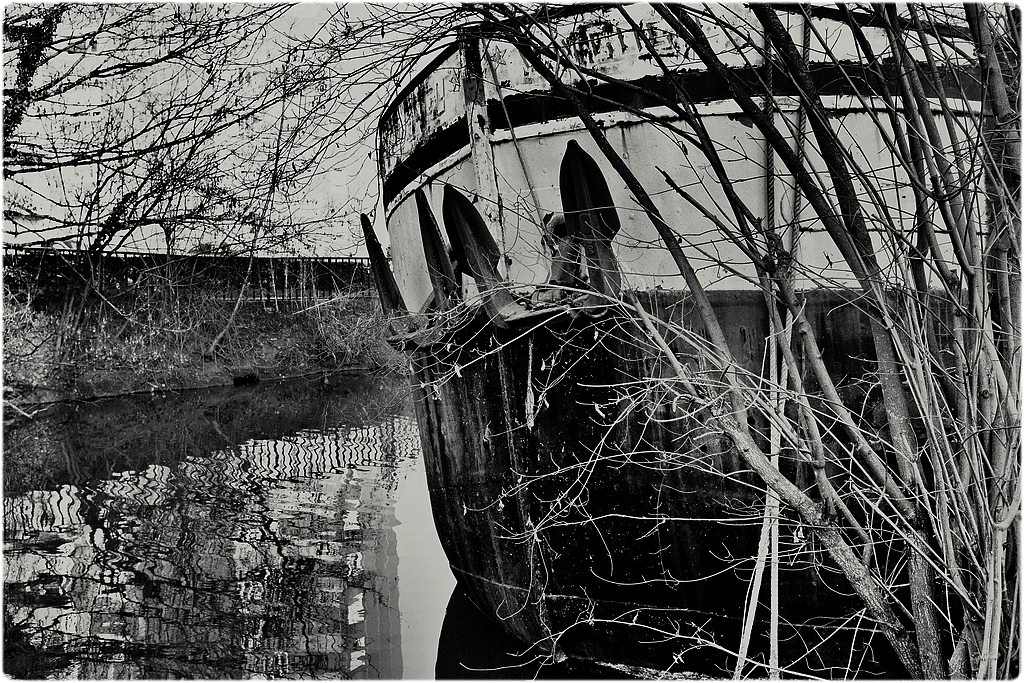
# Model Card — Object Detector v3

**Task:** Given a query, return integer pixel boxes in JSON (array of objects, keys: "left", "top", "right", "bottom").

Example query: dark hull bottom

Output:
[
  {"left": 413, "top": 290, "right": 905, "bottom": 678},
  {"left": 435, "top": 585, "right": 620, "bottom": 679}
]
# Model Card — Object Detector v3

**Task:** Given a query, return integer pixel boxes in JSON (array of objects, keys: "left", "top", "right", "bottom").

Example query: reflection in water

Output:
[{"left": 3, "top": 376, "right": 438, "bottom": 679}]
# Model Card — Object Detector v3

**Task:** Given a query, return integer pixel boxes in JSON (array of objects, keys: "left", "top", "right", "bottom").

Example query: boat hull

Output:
[{"left": 410, "top": 289, "right": 903, "bottom": 677}]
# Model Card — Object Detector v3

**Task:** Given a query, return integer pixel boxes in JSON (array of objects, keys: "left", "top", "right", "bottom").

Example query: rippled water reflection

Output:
[{"left": 3, "top": 375, "right": 454, "bottom": 679}]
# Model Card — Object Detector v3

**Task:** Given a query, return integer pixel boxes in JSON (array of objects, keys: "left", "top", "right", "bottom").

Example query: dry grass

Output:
[{"left": 2, "top": 274, "right": 405, "bottom": 405}]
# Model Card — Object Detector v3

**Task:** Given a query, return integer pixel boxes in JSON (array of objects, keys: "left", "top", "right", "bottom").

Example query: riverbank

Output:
[{"left": 3, "top": 290, "right": 406, "bottom": 410}]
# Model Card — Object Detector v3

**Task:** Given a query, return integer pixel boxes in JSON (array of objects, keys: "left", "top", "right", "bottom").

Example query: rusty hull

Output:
[{"left": 409, "top": 289, "right": 903, "bottom": 677}]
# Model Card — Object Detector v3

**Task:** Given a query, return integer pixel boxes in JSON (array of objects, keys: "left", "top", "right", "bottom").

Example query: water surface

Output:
[{"left": 3, "top": 375, "right": 455, "bottom": 679}]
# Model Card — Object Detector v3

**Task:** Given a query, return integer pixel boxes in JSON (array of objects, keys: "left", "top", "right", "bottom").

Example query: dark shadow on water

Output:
[
  {"left": 4, "top": 373, "right": 406, "bottom": 496},
  {"left": 436, "top": 586, "right": 623, "bottom": 680}
]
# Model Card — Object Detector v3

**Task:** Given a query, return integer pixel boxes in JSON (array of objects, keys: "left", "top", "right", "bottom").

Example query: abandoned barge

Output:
[{"left": 366, "top": 5, "right": 983, "bottom": 678}]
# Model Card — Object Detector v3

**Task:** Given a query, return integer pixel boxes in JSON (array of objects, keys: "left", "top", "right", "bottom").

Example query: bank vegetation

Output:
[{"left": 3, "top": 262, "right": 405, "bottom": 408}]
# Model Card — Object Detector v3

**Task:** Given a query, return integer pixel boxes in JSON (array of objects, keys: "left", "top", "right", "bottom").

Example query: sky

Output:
[{"left": 2, "top": 2, "right": 444, "bottom": 258}]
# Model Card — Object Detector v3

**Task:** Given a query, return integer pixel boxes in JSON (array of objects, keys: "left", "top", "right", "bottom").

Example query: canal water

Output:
[
  {"left": 2, "top": 374, "right": 494, "bottom": 679},
  {"left": 4, "top": 374, "right": 619, "bottom": 680}
]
